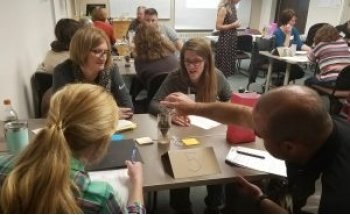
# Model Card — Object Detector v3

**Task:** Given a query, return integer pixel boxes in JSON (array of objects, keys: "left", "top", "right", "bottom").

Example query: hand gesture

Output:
[
  {"left": 171, "top": 113, "right": 191, "bottom": 127},
  {"left": 161, "top": 92, "right": 196, "bottom": 116}
]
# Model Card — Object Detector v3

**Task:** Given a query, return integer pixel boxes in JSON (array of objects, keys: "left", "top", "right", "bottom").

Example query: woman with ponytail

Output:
[{"left": 0, "top": 83, "right": 145, "bottom": 213}]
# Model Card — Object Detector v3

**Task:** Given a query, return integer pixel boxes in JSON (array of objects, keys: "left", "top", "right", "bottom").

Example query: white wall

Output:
[
  {"left": 305, "top": 0, "right": 347, "bottom": 33},
  {"left": 0, "top": 0, "right": 55, "bottom": 118}
]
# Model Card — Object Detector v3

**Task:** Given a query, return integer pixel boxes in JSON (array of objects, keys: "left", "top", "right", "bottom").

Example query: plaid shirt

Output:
[{"left": 0, "top": 155, "right": 145, "bottom": 214}]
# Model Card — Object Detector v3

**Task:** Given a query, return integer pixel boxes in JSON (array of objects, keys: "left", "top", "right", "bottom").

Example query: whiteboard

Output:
[
  {"left": 175, "top": 0, "right": 252, "bottom": 30},
  {"left": 109, "top": 0, "right": 171, "bottom": 19}
]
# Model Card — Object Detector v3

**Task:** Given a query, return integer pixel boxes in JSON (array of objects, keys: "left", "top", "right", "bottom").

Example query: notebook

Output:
[
  {"left": 86, "top": 139, "right": 142, "bottom": 171},
  {"left": 225, "top": 146, "right": 287, "bottom": 177}
]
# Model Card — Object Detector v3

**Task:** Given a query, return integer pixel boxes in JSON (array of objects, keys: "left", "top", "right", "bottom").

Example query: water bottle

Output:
[{"left": 2, "top": 99, "right": 18, "bottom": 123}]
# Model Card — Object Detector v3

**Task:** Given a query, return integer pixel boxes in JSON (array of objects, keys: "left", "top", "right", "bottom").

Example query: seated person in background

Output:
[
  {"left": 38, "top": 18, "right": 82, "bottom": 73},
  {"left": 91, "top": 7, "right": 116, "bottom": 46},
  {"left": 161, "top": 85, "right": 350, "bottom": 213},
  {"left": 0, "top": 83, "right": 145, "bottom": 213},
  {"left": 336, "top": 20, "right": 350, "bottom": 45},
  {"left": 149, "top": 38, "right": 232, "bottom": 213},
  {"left": 133, "top": 23, "right": 179, "bottom": 87},
  {"left": 144, "top": 8, "right": 183, "bottom": 51},
  {"left": 127, "top": 6, "right": 146, "bottom": 35},
  {"left": 305, "top": 24, "right": 350, "bottom": 88},
  {"left": 79, "top": 17, "right": 93, "bottom": 27},
  {"left": 273, "top": 9, "right": 310, "bottom": 83},
  {"left": 52, "top": 27, "right": 133, "bottom": 119}
]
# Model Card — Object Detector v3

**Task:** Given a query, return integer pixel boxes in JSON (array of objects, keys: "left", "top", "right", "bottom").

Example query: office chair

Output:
[
  {"left": 246, "top": 36, "right": 275, "bottom": 90},
  {"left": 31, "top": 71, "right": 53, "bottom": 118},
  {"left": 236, "top": 34, "right": 253, "bottom": 74},
  {"left": 305, "top": 23, "right": 328, "bottom": 47},
  {"left": 311, "top": 65, "right": 350, "bottom": 114}
]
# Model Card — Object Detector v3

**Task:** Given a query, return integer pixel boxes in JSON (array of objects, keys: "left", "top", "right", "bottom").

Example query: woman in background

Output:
[
  {"left": 38, "top": 18, "right": 82, "bottom": 73},
  {"left": 273, "top": 9, "right": 310, "bottom": 83},
  {"left": 52, "top": 27, "right": 133, "bottom": 119},
  {"left": 149, "top": 38, "right": 232, "bottom": 213},
  {"left": 134, "top": 23, "right": 178, "bottom": 87},
  {"left": 336, "top": 20, "right": 350, "bottom": 45},
  {"left": 305, "top": 24, "right": 350, "bottom": 88},
  {"left": 91, "top": 7, "right": 116, "bottom": 46},
  {"left": 0, "top": 83, "right": 145, "bottom": 213},
  {"left": 215, "top": 0, "right": 241, "bottom": 77}
]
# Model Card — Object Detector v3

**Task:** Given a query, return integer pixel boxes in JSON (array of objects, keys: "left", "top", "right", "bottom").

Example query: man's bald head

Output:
[{"left": 253, "top": 86, "right": 332, "bottom": 145}]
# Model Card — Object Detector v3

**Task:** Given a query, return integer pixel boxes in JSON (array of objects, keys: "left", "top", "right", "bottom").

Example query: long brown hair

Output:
[
  {"left": 0, "top": 84, "right": 118, "bottom": 213},
  {"left": 180, "top": 38, "right": 217, "bottom": 102},
  {"left": 134, "top": 23, "right": 176, "bottom": 60},
  {"left": 314, "top": 24, "right": 341, "bottom": 45}
]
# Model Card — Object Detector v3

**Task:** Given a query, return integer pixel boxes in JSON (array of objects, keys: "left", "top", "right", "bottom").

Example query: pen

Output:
[
  {"left": 131, "top": 146, "right": 136, "bottom": 163},
  {"left": 237, "top": 150, "right": 265, "bottom": 159}
]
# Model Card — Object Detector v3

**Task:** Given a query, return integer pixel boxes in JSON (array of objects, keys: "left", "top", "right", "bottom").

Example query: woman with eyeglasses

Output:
[
  {"left": 53, "top": 27, "right": 133, "bottom": 119},
  {"left": 149, "top": 37, "right": 232, "bottom": 213}
]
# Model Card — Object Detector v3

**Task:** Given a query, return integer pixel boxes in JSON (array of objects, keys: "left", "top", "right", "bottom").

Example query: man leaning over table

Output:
[{"left": 161, "top": 85, "right": 350, "bottom": 213}]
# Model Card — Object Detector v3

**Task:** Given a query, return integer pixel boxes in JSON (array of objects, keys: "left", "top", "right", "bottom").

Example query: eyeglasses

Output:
[
  {"left": 184, "top": 59, "right": 204, "bottom": 67},
  {"left": 90, "top": 49, "right": 111, "bottom": 57}
]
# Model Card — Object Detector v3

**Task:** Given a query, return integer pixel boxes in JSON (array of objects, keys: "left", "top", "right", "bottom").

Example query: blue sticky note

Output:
[{"left": 111, "top": 134, "right": 124, "bottom": 141}]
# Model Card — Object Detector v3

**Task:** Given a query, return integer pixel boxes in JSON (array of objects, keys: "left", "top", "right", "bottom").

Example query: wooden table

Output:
[
  {"left": 0, "top": 115, "right": 268, "bottom": 192},
  {"left": 259, "top": 51, "right": 309, "bottom": 93}
]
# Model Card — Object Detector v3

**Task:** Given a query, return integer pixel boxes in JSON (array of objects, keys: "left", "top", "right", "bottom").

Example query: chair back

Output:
[
  {"left": 31, "top": 71, "right": 53, "bottom": 118},
  {"left": 237, "top": 35, "right": 253, "bottom": 52},
  {"left": 333, "top": 65, "right": 350, "bottom": 93},
  {"left": 247, "top": 36, "right": 275, "bottom": 88},
  {"left": 146, "top": 72, "right": 169, "bottom": 101},
  {"left": 305, "top": 23, "right": 328, "bottom": 47}
]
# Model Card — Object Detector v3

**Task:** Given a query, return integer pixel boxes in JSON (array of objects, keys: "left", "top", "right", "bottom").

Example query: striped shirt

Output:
[
  {"left": 308, "top": 39, "right": 350, "bottom": 80},
  {"left": 0, "top": 155, "right": 145, "bottom": 214}
]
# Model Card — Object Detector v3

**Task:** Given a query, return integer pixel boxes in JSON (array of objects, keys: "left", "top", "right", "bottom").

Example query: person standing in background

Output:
[
  {"left": 215, "top": 0, "right": 241, "bottom": 78},
  {"left": 38, "top": 19, "right": 83, "bottom": 74},
  {"left": 144, "top": 8, "right": 183, "bottom": 51},
  {"left": 336, "top": 20, "right": 350, "bottom": 45},
  {"left": 127, "top": 6, "right": 146, "bottom": 35},
  {"left": 91, "top": 7, "right": 116, "bottom": 46}
]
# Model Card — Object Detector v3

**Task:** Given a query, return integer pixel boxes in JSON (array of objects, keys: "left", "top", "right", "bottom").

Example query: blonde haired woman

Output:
[
  {"left": 134, "top": 23, "right": 178, "bottom": 87},
  {"left": 149, "top": 38, "right": 232, "bottom": 213},
  {"left": 53, "top": 27, "right": 133, "bottom": 119},
  {"left": 0, "top": 84, "right": 145, "bottom": 213},
  {"left": 215, "top": 0, "right": 241, "bottom": 77}
]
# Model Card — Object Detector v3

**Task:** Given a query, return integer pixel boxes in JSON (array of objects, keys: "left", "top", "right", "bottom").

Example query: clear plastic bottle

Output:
[{"left": 2, "top": 99, "right": 18, "bottom": 123}]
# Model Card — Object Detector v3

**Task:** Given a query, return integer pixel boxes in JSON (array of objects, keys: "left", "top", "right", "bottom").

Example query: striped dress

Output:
[{"left": 308, "top": 39, "right": 350, "bottom": 81}]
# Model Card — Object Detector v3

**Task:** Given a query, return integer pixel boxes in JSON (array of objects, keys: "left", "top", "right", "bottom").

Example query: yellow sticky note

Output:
[{"left": 182, "top": 138, "right": 200, "bottom": 146}]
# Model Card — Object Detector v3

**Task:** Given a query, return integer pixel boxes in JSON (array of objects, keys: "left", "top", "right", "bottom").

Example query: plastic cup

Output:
[
  {"left": 5, "top": 120, "right": 29, "bottom": 154},
  {"left": 157, "top": 113, "right": 171, "bottom": 145}
]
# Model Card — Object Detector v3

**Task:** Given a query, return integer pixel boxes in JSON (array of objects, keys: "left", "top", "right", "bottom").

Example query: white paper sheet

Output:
[
  {"left": 189, "top": 115, "right": 221, "bottom": 130},
  {"left": 225, "top": 146, "right": 287, "bottom": 177},
  {"left": 88, "top": 169, "right": 130, "bottom": 207}
]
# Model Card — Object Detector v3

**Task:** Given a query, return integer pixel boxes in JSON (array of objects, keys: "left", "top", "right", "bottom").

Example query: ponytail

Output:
[{"left": 0, "top": 124, "right": 81, "bottom": 213}]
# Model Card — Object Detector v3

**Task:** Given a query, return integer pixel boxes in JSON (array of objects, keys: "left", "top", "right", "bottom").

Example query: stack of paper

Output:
[
  {"left": 189, "top": 115, "right": 221, "bottom": 130},
  {"left": 116, "top": 120, "right": 137, "bottom": 132},
  {"left": 225, "top": 146, "right": 287, "bottom": 177}
]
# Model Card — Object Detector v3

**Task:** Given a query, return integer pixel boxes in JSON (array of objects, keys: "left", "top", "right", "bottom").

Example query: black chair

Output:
[
  {"left": 305, "top": 23, "right": 328, "bottom": 47},
  {"left": 246, "top": 36, "right": 275, "bottom": 90},
  {"left": 236, "top": 34, "right": 253, "bottom": 73},
  {"left": 311, "top": 65, "right": 350, "bottom": 114},
  {"left": 31, "top": 71, "right": 53, "bottom": 118}
]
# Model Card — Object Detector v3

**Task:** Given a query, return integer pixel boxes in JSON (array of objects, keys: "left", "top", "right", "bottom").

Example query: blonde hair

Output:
[
  {"left": 134, "top": 23, "right": 176, "bottom": 60},
  {"left": 180, "top": 38, "right": 217, "bottom": 102},
  {"left": 0, "top": 83, "right": 118, "bottom": 213},
  {"left": 218, "top": 0, "right": 233, "bottom": 15},
  {"left": 70, "top": 27, "right": 112, "bottom": 68}
]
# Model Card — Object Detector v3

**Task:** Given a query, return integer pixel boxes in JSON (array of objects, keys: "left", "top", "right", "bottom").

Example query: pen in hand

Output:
[{"left": 131, "top": 146, "right": 136, "bottom": 163}]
